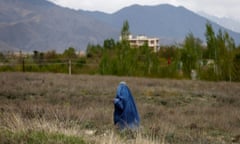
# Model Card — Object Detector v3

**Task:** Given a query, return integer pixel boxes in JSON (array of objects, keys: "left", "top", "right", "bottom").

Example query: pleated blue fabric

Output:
[{"left": 113, "top": 82, "right": 140, "bottom": 129}]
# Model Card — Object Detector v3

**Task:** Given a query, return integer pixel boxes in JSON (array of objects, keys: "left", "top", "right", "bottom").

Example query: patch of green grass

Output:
[{"left": 0, "top": 129, "right": 86, "bottom": 144}]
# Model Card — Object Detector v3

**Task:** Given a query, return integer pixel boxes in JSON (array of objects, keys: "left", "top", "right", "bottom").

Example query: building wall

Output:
[{"left": 127, "top": 35, "right": 160, "bottom": 52}]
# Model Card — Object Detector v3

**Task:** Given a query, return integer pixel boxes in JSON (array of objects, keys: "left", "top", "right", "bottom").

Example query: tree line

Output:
[
  {"left": 87, "top": 21, "right": 240, "bottom": 81},
  {"left": 0, "top": 47, "right": 88, "bottom": 74},
  {"left": 0, "top": 21, "right": 240, "bottom": 81}
]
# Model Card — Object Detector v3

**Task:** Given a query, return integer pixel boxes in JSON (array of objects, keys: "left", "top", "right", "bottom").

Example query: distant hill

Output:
[
  {"left": 82, "top": 4, "right": 240, "bottom": 45},
  {"left": 1, "top": 1, "right": 240, "bottom": 53},
  {"left": 198, "top": 11, "right": 240, "bottom": 33},
  {"left": 0, "top": 0, "right": 118, "bottom": 52}
]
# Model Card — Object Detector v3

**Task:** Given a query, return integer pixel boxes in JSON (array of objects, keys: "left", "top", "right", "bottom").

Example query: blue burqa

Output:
[{"left": 113, "top": 82, "right": 140, "bottom": 129}]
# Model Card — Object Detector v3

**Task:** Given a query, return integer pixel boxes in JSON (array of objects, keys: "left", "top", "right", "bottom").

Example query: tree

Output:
[
  {"left": 33, "top": 50, "right": 44, "bottom": 64},
  {"left": 103, "top": 38, "right": 115, "bottom": 49},
  {"left": 181, "top": 33, "right": 203, "bottom": 77},
  {"left": 216, "top": 30, "right": 235, "bottom": 81},
  {"left": 204, "top": 23, "right": 236, "bottom": 81},
  {"left": 233, "top": 49, "right": 240, "bottom": 81},
  {"left": 0, "top": 52, "right": 6, "bottom": 62},
  {"left": 86, "top": 44, "right": 102, "bottom": 58},
  {"left": 44, "top": 50, "right": 58, "bottom": 60},
  {"left": 121, "top": 20, "right": 130, "bottom": 41},
  {"left": 63, "top": 47, "right": 77, "bottom": 59},
  {"left": 205, "top": 22, "right": 217, "bottom": 60}
]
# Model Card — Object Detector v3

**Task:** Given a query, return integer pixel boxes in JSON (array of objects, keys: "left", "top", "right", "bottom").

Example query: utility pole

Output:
[
  {"left": 68, "top": 59, "right": 71, "bottom": 75},
  {"left": 20, "top": 51, "right": 25, "bottom": 72},
  {"left": 22, "top": 58, "right": 25, "bottom": 72}
]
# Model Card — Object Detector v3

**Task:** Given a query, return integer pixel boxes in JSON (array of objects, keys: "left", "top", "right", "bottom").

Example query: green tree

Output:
[
  {"left": 0, "top": 52, "right": 6, "bottom": 62},
  {"left": 121, "top": 20, "right": 130, "bottom": 41},
  {"left": 216, "top": 30, "right": 235, "bottom": 81},
  {"left": 33, "top": 50, "right": 44, "bottom": 64},
  {"left": 233, "top": 49, "right": 240, "bottom": 81},
  {"left": 181, "top": 33, "right": 203, "bottom": 78},
  {"left": 103, "top": 38, "right": 115, "bottom": 49},
  {"left": 86, "top": 44, "right": 102, "bottom": 58},
  {"left": 204, "top": 23, "right": 236, "bottom": 81},
  {"left": 63, "top": 47, "right": 77, "bottom": 59},
  {"left": 205, "top": 22, "right": 217, "bottom": 60}
]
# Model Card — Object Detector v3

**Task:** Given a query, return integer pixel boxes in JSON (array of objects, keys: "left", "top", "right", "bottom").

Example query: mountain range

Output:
[
  {"left": 0, "top": 0, "right": 117, "bottom": 52},
  {"left": 82, "top": 4, "right": 240, "bottom": 45},
  {"left": 0, "top": 0, "right": 240, "bottom": 52},
  {"left": 198, "top": 11, "right": 240, "bottom": 33}
]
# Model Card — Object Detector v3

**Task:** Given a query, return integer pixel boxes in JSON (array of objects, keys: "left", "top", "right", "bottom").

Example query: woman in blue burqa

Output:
[{"left": 113, "top": 81, "right": 140, "bottom": 130}]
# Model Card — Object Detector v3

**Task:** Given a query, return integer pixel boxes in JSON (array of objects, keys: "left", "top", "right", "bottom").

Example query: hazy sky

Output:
[{"left": 48, "top": 0, "right": 240, "bottom": 21}]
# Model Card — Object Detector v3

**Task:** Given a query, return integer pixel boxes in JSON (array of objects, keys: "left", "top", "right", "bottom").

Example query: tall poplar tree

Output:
[
  {"left": 181, "top": 33, "right": 203, "bottom": 77},
  {"left": 121, "top": 20, "right": 130, "bottom": 41}
]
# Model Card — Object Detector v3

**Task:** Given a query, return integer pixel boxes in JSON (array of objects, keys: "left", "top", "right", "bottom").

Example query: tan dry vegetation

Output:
[{"left": 0, "top": 72, "right": 240, "bottom": 144}]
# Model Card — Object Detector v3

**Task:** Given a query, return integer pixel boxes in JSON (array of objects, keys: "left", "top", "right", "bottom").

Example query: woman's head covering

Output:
[
  {"left": 113, "top": 81, "right": 140, "bottom": 130},
  {"left": 119, "top": 81, "right": 126, "bottom": 85}
]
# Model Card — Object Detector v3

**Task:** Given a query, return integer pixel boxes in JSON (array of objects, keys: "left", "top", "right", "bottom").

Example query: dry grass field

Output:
[{"left": 0, "top": 72, "right": 240, "bottom": 144}]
